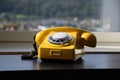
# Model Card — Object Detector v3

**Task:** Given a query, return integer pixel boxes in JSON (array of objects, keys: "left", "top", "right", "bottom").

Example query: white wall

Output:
[{"left": 101, "top": 0, "right": 120, "bottom": 32}]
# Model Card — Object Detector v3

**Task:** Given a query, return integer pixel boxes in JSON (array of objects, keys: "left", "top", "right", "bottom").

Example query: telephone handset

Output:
[{"left": 21, "top": 26, "right": 97, "bottom": 61}]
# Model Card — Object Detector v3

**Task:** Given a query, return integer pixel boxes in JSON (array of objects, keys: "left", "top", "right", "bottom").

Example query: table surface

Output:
[
  {"left": 0, "top": 52, "right": 120, "bottom": 79},
  {"left": 0, "top": 52, "right": 120, "bottom": 71}
]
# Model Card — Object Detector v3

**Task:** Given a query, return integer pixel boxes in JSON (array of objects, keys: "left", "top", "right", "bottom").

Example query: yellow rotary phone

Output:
[{"left": 21, "top": 26, "right": 97, "bottom": 61}]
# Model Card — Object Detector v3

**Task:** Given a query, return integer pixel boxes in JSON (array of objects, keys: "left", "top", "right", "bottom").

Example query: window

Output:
[
  {"left": 0, "top": 0, "right": 102, "bottom": 31},
  {"left": 0, "top": 0, "right": 120, "bottom": 52}
]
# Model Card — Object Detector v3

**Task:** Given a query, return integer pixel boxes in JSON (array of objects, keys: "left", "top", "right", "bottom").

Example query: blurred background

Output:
[{"left": 0, "top": 0, "right": 119, "bottom": 32}]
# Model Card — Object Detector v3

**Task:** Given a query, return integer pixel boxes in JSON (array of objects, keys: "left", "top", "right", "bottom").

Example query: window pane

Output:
[{"left": 0, "top": 0, "right": 119, "bottom": 32}]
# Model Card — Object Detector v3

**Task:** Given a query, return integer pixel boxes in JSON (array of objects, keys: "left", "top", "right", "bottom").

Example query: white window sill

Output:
[
  {"left": 0, "top": 42, "right": 120, "bottom": 53},
  {"left": 85, "top": 46, "right": 120, "bottom": 52}
]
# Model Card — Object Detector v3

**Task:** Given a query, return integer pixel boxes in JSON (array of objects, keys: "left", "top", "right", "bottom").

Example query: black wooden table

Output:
[{"left": 0, "top": 52, "right": 120, "bottom": 79}]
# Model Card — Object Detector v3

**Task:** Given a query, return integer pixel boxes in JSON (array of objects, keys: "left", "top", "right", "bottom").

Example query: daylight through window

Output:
[{"left": 0, "top": 0, "right": 120, "bottom": 32}]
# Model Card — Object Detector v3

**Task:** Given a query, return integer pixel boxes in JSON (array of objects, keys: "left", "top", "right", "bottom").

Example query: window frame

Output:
[
  {"left": 1, "top": 31, "right": 120, "bottom": 44},
  {"left": 1, "top": 31, "right": 120, "bottom": 53}
]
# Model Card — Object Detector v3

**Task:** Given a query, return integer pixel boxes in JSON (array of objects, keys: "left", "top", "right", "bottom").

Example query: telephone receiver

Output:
[{"left": 21, "top": 26, "right": 97, "bottom": 61}]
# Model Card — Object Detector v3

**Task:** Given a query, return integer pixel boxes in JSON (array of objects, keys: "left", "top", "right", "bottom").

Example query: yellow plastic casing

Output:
[
  {"left": 38, "top": 31, "right": 76, "bottom": 60},
  {"left": 35, "top": 26, "right": 97, "bottom": 60}
]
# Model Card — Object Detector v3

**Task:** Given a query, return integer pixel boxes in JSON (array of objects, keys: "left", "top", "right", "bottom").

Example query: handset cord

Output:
[{"left": 21, "top": 35, "right": 38, "bottom": 59}]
